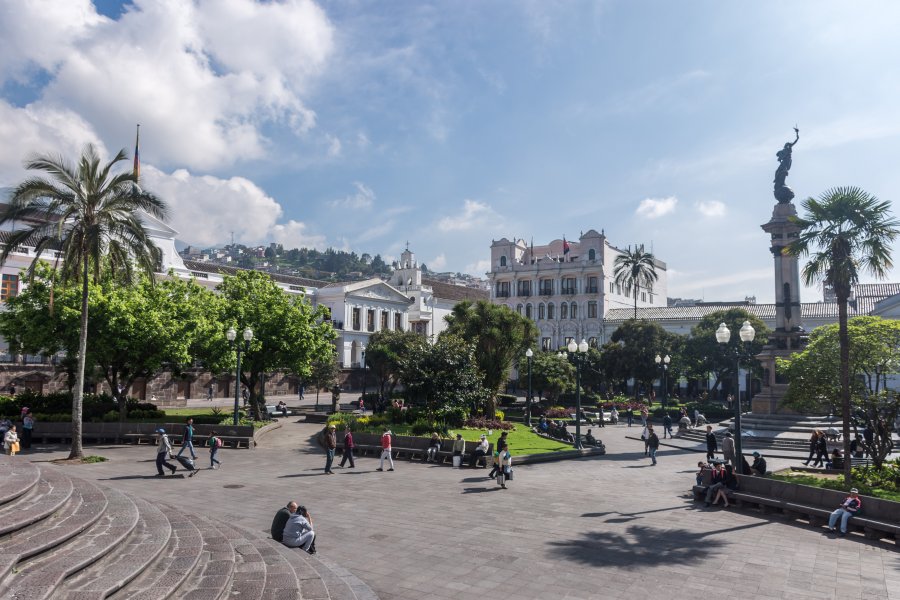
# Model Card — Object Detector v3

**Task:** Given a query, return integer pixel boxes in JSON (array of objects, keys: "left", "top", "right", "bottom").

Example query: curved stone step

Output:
[
  {"left": 0, "top": 467, "right": 75, "bottom": 536},
  {"left": 208, "top": 520, "right": 267, "bottom": 600},
  {"left": 56, "top": 496, "right": 173, "bottom": 600},
  {"left": 0, "top": 457, "right": 41, "bottom": 507},
  {"left": 113, "top": 510, "right": 206, "bottom": 600},
  {"left": 0, "top": 476, "right": 108, "bottom": 582},
  {"left": 0, "top": 485, "right": 140, "bottom": 600},
  {"left": 168, "top": 513, "right": 237, "bottom": 600}
]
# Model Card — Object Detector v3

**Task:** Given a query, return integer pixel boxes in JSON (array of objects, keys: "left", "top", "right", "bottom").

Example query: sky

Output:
[{"left": 1, "top": 0, "right": 899, "bottom": 304}]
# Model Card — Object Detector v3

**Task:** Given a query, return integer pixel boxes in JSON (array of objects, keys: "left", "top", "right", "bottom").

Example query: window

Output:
[
  {"left": 570, "top": 302, "right": 577, "bottom": 319},
  {"left": 381, "top": 311, "right": 389, "bottom": 330},
  {"left": 588, "top": 301, "right": 598, "bottom": 318},
  {"left": 525, "top": 304, "right": 532, "bottom": 319},
  {"left": 542, "top": 337, "right": 552, "bottom": 351},
  {"left": 560, "top": 303, "right": 568, "bottom": 319},
  {"left": 352, "top": 307, "right": 361, "bottom": 331},
  {"left": 367, "top": 309, "right": 376, "bottom": 332},
  {"left": 517, "top": 280, "right": 532, "bottom": 297},
  {"left": 538, "top": 303, "right": 545, "bottom": 320},
  {"left": 587, "top": 276, "right": 598, "bottom": 294},
  {"left": 395, "top": 313, "right": 402, "bottom": 330},
  {"left": 616, "top": 283, "right": 621, "bottom": 295},
  {"left": 547, "top": 303, "right": 555, "bottom": 320},
  {"left": 500, "top": 256, "right": 507, "bottom": 267},
  {"left": 539, "top": 279, "right": 553, "bottom": 295},
  {"left": 516, "top": 304, "right": 523, "bottom": 315},
  {"left": 1, "top": 274, "right": 18, "bottom": 301},
  {"left": 641, "top": 292, "right": 647, "bottom": 302},
  {"left": 496, "top": 281, "right": 510, "bottom": 298},
  {"left": 561, "top": 277, "right": 576, "bottom": 295},
  {"left": 609, "top": 282, "right": 614, "bottom": 294},
  {"left": 588, "top": 249, "right": 596, "bottom": 261}
]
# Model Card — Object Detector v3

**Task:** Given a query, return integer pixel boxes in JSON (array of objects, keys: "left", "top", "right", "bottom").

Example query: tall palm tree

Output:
[
  {"left": 613, "top": 244, "right": 659, "bottom": 320},
  {"left": 0, "top": 144, "right": 168, "bottom": 459},
  {"left": 786, "top": 186, "right": 898, "bottom": 483}
]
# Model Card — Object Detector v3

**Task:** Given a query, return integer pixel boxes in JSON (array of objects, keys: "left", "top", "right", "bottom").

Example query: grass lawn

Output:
[
  {"left": 771, "top": 470, "right": 900, "bottom": 502},
  {"left": 163, "top": 408, "right": 231, "bottom": 418},
  {"left": 349, "top": 422, "right": 572, "bottom": 455}
]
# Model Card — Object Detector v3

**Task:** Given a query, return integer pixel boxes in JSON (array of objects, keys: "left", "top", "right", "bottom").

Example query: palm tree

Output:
[
  {"left": 0, "top": 144, "right": 168, "bottom": 459},
  {"left": 786, "top": 187, "right": 898, "bottom": 483},
  {"left": 613, "top": 244, "right": 659, "bottom": 320}
]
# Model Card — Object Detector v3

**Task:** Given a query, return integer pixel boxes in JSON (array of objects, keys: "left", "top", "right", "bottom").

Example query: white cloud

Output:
[
  {"left": 464, "top": 259, "right": 491, "bottom": 276},
  {"left": 355, "top": 220, "right": 395, "bottom": 243},
  {"left": 695, "top": 200, "right": 726, "bottom": 218},
  {"left": 141, "top": 164, "right": 324, "bottom": 249},
  {"left": 325, "top": 134, "right": 342, "bottom": 157},
  {"left": 0, "top": 0, "right": 335, "bottom": 171},
  {"left": 328, "top": 182, "right": 375, "bottom": 209},
  {"left": 635, "top": 196, "right": 677, "bottom": 219},
  {"left": 437, "top": 199, "right": 501, "bottom": 232},
  {"left": 430, "top": 253, "right": 447, "bottom": 270}
]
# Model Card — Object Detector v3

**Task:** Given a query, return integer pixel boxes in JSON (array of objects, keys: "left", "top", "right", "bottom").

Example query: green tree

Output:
[
  {"left": 683, "top": 309, "right": 769, "bottom": 398},
  {"left": 613, "top": 244, "right": 659, "bottom": 320},
  {"left": 365, "top": 329, "right": 422, "bottom": 401},
  {"left": 215, "top": 270, "right": 336, "bottom": 419},
  {"left": 442, "top": 300, "right": 539, "bottom": 417},
  {"left": 779, "top": 316, "right": 900, "bottom": 468},
  {"left": 400, "top": 335, "right": 486, "bottom": 421},
  {"left": 309, "top": 355, "right": 341, "bottom": 410},
  {"left": 786, "top": 187, "right": 899, "bottom": 480},
  {"left": 608, "top": 320, "right": 678, "bottom": 399},
  {"left": 0, "top": 145, "right": 168, "bottom": 459},
  {"left": 526, "top": 350, "right": 575, "bottom": 402}
]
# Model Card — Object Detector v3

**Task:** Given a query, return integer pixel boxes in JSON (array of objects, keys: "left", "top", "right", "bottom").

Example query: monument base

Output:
[{"left": 753, "top": 331, "right": 807, "bottom": 415}]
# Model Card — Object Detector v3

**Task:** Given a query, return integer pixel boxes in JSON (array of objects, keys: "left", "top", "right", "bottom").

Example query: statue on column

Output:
[{"left": 774, "top": 126, "right": 799, "bottom": 203}]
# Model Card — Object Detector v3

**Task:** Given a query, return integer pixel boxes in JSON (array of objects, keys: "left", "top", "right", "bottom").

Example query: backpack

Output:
[{"left": 215, "top": 437, "right": 223, "bottom": 448}]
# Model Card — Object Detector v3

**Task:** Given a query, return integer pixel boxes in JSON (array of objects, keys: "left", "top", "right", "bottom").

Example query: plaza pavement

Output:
[{"left": 21, "top": 413, "right": 900, "bottom": 600}]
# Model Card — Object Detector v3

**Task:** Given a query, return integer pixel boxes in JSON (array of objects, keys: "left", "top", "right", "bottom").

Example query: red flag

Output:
[{"left": 563, "top": 237, "right": 570, "bottom": 255}]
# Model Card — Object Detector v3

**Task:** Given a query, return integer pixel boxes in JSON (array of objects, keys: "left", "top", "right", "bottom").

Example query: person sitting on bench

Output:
[
  {"left": 828, "top": 488, "right": 862, "bottom": 536},
  {"left": 750, "top": 452, "right": 767, "bottom": 476},
  {"left": 704, "top": 461, "right": 727, "bottom": 507},
  {"left": 470, "top": 435, "right": 489, "bottom": 468},
  {"left": 584, "top": 429, "right": 599, "bottom": 446},
  {"left": 425, "top": 432, "right": 441, "bottom": 463}
]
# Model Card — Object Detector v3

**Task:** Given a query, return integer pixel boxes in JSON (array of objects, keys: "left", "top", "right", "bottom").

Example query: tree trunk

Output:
[
  {"left": 838, "top": 297, "right": 852, "bottom": 483},
  {"left": 69, "top": 257, "right": 89, "bottom": 460}
]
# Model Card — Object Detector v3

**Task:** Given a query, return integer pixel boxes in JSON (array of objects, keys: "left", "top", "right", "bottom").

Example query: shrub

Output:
[
  {"left": 497, "top": 394, "right": 517, "bottom": 407},
  {"left": 545, "top": 406, "right": 571, "bottom": 418},
  {"left": 462, "top": 417, "right": 516, "bottom": 431}
]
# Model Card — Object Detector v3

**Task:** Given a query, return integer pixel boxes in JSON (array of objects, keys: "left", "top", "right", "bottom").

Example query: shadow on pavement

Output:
[
  {"left": 461, "top": 487, "right": 501, "bottom": 494},
  {"left": 277, "top": 473, "right": 326, "bottom": 478},
  {"left": 548, "top": 522, "right": 765, "bottom": 568},
  {"left": 99, "top": 474, "right": 185, "bottom": 480}
]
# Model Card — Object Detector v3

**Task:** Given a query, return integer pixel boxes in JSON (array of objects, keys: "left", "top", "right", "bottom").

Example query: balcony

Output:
[
  {"left": 517, "top": 291, "right": 531, "bottom": 297},
  {"left": 586, "top": 286, "right": 598, "bottom": 294},
  {"left": 561, "top": 289, "right": 576, "bottom": 295},
  {"left": 539, "top": 289, "right": 553, "bottom": 296},
  {"left": 496, "top": 291, "right": 510, "bottom": 298}
]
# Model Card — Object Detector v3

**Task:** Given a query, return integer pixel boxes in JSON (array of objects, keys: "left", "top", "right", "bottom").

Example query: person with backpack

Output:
[
  {"left": 647, "top": 424, "right": 660, "bottom": 466},
  {"left": 208, "top": 429, "right": 223, "bottom": 469}
]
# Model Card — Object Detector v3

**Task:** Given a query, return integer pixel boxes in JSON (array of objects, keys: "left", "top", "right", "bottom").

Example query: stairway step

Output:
[
  {"left": 0, "top": 467, "right": 75, "bottom": 536},
  {"left": 0, "top": 477, "right": 108, "bottom": 583},
  {"left": 113, "top": 509, "right": 205, "bottom": 600},
  {"left": 210, "top": 520, "right": 268, "bottom": 600},
  {"left": 0, "top": 485, "right": 140, "bottom": 600},
  {"left": 170, "top": 512, "right": 237, "bottom": 600},
  {"left": 0, "top": 457, "right": 41, "bottom": 507},
  {"left": 57, "top": 496, "right": 173, "bottom": 600}
]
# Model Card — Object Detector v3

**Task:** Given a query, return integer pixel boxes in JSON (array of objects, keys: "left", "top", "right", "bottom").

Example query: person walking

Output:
[
  {"left": 496, "top": 447, "right": 512, "bottom": 489},
  {"left": 376, "top": 428, "right": 394, "bottom": 471},
  {"left": 207, "top": 383, "right": 214, "bottom": 401},
  {"left": 705, "top": 425, "right": 718, "bottom": 461},
  {"left": 813, "top": 432, "right": 828, "bottom": 468},
  {"left": 662, "top": 413, "right": 673, "bottom": 439},
  {"left": 207, "top": 429, "right": 222, "bottom": 469},
  {"left": 323, "top": 424, "right": 337, "bottom": 474},
  {"left": 722, "top": 431, "right": 736, "bottom": 466},
  {"left": 647, "top": 424, "right": 660, "bottom": 466},
  {"left": 339, "top": 425, "right": 355, "bottom": 468},
  {"left": 177, "top": 418, "right": 198, "bottom": 460},
  {"left": 155, "top": 428, "right": 178, "bottom": 476},
  {"left": 21, "top": 411, "right": 34, "bottom": 450},
  {"left": 802, "top": 430, "right": 819, "bottom": 465},
  {"left": 641, "top": 423, "right": 650, "bottom": 456},
  {"left": 640, "top": 406, "right": 649, "bottom": 427},
  {"left": 626, "top": 407, "right": 634, "bottom": 427},
  {"left": 4, "top": 424, "right": 19, "bottom": 456}
]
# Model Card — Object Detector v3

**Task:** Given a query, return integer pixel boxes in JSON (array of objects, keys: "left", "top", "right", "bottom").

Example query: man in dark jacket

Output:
[
  {"left": 339, "top": 425, "right": 355, "bottom": 468},
  {"left": 705, "top": 425, "right": 718, "bottom": 461},
  {"left": 324, "top": 424, "right": 337, "bottom": 474},
  {"left": 647, "top": 425, "right": 660, "bottom": 465},
  {"left": 662, "top": 413, "right": 673, "bottom": 438},
  {"left": 750, "top": 451, "right": 767, "bottom": 476},
  {"left": 271, "top": 501, "right": 298, "bottom": 542}
]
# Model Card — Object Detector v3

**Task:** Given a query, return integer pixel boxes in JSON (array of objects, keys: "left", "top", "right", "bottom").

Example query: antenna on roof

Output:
[{"left": 231, "top": 231, "right": 234, "bottom": 246}]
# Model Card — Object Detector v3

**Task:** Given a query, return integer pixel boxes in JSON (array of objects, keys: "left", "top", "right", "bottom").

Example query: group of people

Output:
[
  {"left": 535, "top": 417, "right": 575, "bottom": 443},
  {"left": 271, "top": 501, "right": 316, "bottom": 553},
  {"left": 1, "top": 409, "right": 34, "bottom": 456},
  {"left": 153, "top": 418, "right": 223, "bottom": 476}
]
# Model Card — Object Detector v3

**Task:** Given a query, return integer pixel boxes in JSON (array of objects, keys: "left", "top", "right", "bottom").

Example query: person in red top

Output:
[
  {"left": 376, "top": 427, "right": 395, "bottom": 471},
  {"left": 339, "top": 425, "right": 355, "bottom": 468}
]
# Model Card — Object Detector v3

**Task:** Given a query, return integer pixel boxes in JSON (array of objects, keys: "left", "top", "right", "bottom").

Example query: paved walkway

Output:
[{"left": 21, "top": 419, "right": 900, "bottom": 600}]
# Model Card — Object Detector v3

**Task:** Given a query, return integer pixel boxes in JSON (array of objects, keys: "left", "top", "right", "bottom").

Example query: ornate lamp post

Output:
[
  {"left": 654, "top": 354, "right": 671, "bottom": 410},
  {"left": 560, "top": 338, "right": 589, "bottom": 449},
  {"left": 715, "top": 321, "right": 755, "bottom": 466},
  {"left": 226, "top": 326, "right": 253, "bottom": 426},
  {"left": 525, "top": 348, "right": 534, "bottom": 427},
  {"left": 361, "top": 349, "right": 367, "bottom": 401}
]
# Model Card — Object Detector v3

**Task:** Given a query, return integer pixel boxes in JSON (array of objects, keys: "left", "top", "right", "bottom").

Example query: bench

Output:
[
  {"left": 265, "top": 405, "right": 296, "bottom": 419},
  {"left": 334, "top": 432, "right": 493, "bottom": 466},
  {"left": 692, "top": 469, "right": 899, "bottom": 543}
]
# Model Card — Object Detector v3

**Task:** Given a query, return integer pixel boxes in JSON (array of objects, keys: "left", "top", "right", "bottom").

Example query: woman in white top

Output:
[
  {"left": 4, "top": 424, "right": 19, "bottom": 456},
  {"left": 496, "top": 449, "right": 512, "bottom": 489}
]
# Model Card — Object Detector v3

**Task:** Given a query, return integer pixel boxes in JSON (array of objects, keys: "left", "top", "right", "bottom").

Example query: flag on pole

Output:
[
  {"left": 133, "top": 124, "right": 140, "bottom": 179},
  {"left": 563, "top": 237, "right": 570, "bottom": 256}
]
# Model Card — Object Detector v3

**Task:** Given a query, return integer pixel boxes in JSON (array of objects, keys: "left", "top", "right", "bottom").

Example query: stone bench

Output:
[
  {"left": 691, "top": 468, "right": 899, "bottom": 543},
  {"left": 336, "top": 432, "right": 493, "bottom": 466}
]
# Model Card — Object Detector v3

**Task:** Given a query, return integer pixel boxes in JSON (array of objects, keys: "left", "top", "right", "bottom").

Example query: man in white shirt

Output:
[{"left": 470, "top": 435, "right": 490, "bottom": 468}]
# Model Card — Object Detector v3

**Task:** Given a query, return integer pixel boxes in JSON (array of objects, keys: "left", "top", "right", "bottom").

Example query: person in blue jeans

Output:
[
  {"left": 207, "top": 430, "right": 222, "bottom": 469},
  {"left": 646, "top": 425, "right": 660, "bottom": 466},
  {"left": 177, "top": 417, "right": 197, "bottom": 460},
  {"left": 828, "top": 488, "right": 862, "bottom": 535}
]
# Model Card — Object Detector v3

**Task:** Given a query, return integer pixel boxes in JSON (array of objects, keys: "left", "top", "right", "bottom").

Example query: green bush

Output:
[{"left": 497, "top": 394, "right": 517, "bottom": 407}]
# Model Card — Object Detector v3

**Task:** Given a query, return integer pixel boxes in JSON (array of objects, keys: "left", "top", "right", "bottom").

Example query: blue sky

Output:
[{"left": 1, "top": 0, "right": 899, "bottom": 303}]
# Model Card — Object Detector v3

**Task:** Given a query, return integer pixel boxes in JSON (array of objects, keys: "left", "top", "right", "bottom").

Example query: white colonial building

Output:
[{"left": 487, "top": 230, "right": 668, "bottom": 350}]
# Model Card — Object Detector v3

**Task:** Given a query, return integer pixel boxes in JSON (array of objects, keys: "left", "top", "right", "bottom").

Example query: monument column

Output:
[{"left": 753, "top": 128, "right": 808, "bottom": 414}]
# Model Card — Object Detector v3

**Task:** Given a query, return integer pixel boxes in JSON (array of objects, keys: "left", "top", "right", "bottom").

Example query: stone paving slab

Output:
[{"left": 18, "top": 422, "right": 900, "bottom": 600}]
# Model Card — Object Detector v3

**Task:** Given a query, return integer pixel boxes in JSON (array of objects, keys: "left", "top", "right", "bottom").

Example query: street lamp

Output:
[
  {"left": 525, "top": 348, "right": 534, "bottom": 427},
  {"left": 361, "top": 349, "right": 367, "bottom": 404},
  {"left": 715, "top": 321, "right": 755, "bottom": 468},
  {"left": 654, "top": 354, "right": 671, "bottom": 410},
  {"left": 226, "top": 326, "right": 253, "bottom": 426},
  {"left": 561, "top": 338, "right": 589, "bottom": 449}
]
